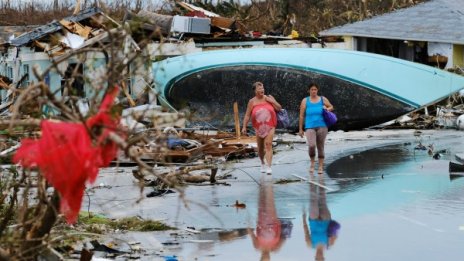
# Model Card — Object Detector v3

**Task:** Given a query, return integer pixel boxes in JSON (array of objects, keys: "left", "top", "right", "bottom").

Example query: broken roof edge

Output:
[
  {"left": 64, "top": 7, "right": 104, "bottom": 23},
  {"left": 0, "top": 25, "right": 39, "bottom": 45},
  {"left": 6, "top": 7, "right": 106, "bottom": 47},
  {"left": 318, "top": 32, "right": 464, "bottom": 46},
  {"left": 176, "top": 1, "right": 220, "bottom": 17}
]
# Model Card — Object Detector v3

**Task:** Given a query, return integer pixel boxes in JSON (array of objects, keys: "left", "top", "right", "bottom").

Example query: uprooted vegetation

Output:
[
  {"left": 0, "top": 11, "right": 188, "bottom": 260},
  {"left": 77, "top": 212, "right": 175, "bottom": 233}
]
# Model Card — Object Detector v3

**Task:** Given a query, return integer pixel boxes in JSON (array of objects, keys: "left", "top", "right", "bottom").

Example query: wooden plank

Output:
[
  {"left": 99, "top": 12, "right": 121, "bottom": 27},
  {"left": 59, "top": 20, "right": 92, "bottom": 39},
  {"left": 73, "top": 0, "right": 81, "bottom": 14},
  {"left": 0, "top": 80, "right": 9, "bottom": 89},
  {"left": 59, "top": 19, "right": 75, "bottom": 30},
  {"left": 121, "top": 81, "right": 136, "bottom": 107},
  {"left": 75, "top": 25, "right": 92, "bottom": 39},
  {"left": 233, "top": 102, "right": 240, "bottom": 139},
  {"left": 291, "top": 174, "right": 335, "bottom": 191},
  {"left": 177, "top": 1, "right": 195, "bottom": 12},
  {"left": 223, "top": 136, "right": 256, "bottom": 145},
  {"left": 33, "top": 40, "right": 48, "bottom": 51},
  {"left": 211, "top": 17, "right": 234, "bottom": 29}
]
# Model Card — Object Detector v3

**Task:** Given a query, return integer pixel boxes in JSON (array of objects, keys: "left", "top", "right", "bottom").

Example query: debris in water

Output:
[{"left": 234, "top": 200, "right": 246, "bottom": 209}]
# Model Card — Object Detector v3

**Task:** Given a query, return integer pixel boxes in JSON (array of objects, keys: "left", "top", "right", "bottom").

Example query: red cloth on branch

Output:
[{"left": 13, "top": 87, "right": 122, "bottom": 223}]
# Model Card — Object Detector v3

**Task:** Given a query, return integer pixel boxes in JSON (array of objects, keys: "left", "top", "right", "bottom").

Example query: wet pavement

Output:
[{"left": 87, "top": 129, "right": 464, "bottom": 260}]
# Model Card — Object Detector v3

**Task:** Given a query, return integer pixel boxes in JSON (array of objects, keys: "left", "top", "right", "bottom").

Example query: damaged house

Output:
[
  {"left": 127, "top": 1, "right": 311, "bottom": 59},
  {"left": 0, "top": 7, "right": 144, "bottom": 112},
  {"left": 0, "top": 2, "right": 274, "bottom": 111},
  {"left": 319, "top": 0, "right": 464, "bottom": 70}
]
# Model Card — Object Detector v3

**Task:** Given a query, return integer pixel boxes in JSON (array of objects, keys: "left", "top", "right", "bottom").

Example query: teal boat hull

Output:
[{"left": 153, "top": 48, "right": 464, "bottom": 130}]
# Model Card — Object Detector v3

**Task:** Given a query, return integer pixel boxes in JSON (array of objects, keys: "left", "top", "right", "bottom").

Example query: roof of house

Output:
[
  {"left": 7, "top": 7, "right": 104, "bottom": 47},
  {"left": 0, "top": 25, "right": 38, "bottom": 45},
  {"left": 319, "top": 0, "right": 464, "bottom": 44}
]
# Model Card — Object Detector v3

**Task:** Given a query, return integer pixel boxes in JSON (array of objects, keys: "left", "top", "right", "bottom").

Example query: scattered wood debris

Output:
[{"left": 379, "top": 94, "right": 464, "bottom": 130}]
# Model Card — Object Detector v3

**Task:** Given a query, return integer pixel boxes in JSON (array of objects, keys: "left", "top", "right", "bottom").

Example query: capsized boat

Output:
[
  {"left": 449, "top": 161, "right": 464, "bottom": 181},
  {"left": 152, "top": 48, "right": 464, "bottom": 130}
]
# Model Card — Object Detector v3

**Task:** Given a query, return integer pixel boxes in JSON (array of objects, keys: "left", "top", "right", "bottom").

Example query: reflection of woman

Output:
[
  {"left": 248, "top": 175, "right": 287, "bottom": 261},
  {"left": 303, "top": 174, "right": 340, "bottom": 261},
  {"left": 242, "top": 82, "right": 282, "bottom": 174},
  {"left": 298, "top": 83, "right": 334, "bottom": 174}
]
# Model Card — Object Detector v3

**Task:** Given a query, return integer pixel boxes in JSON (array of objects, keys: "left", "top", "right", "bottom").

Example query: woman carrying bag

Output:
[{"left": 298, "top": 83, "right": 334, "bottom": 174}]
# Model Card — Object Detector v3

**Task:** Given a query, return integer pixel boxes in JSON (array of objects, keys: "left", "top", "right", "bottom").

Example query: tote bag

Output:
[
  {"left": 276, "top": 109, "right": 290, "bottom": 129},
  {"left": 321, "top": 96, "right": 337, "bottom": 127},
  {"left": 323, "top": 109, "right": 337, "bottom": 127}
]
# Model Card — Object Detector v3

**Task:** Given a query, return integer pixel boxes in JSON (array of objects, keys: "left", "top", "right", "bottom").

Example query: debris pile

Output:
[
  {"left": 5, "top": 7, "right": 120, "bottom": 53},
  {"left": 379, "top": 93, "right": 464, "bottom": 130},
  {"left": 124, "top": 126, "right": 258, "bottom": 190}
]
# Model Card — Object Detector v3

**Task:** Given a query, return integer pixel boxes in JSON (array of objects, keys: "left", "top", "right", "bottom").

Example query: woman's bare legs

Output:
[
  {"left": 318, "top": 158, "right": 324, "bottom": 174},
  {"left": 264, "top": 128, "right": 275, "bottom": 169},
  {"left": 257, "top": 136, "right": 265, "bottom": 165},
  {"left": 315, "top": 128, "right": 328, "bottom": 174},
  {"left": 310, "top": 159, "right": 316, "bottom": 173},
  {"left": 305, "top": 129, "right": 316, "bottom": 173}
]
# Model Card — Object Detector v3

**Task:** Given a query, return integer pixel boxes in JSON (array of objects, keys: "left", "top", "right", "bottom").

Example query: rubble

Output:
[{"left": 377, "top": 96, "right": 464, "bottom": 130}]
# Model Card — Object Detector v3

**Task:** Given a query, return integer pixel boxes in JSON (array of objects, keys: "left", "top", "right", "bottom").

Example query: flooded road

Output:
[
  {"left": 90, "top": 130, "right": 464, "bottom": 260},
  {"left": 162, "top": 137, "right": 464, "bottom": 260}
]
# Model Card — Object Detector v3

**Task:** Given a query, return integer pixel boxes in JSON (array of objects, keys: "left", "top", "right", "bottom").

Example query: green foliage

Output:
[
  {"left": 78, "top": 212, "right": 175, "bottom": 232},
  {"left": 78, "top": 212, "right": 111, "bottom": 226},
  {"left": 114, "top": 217, "right": 174, "bottom": 231},
  {"left": 0, "top": 155, "right": 12, "bottom": 164}
]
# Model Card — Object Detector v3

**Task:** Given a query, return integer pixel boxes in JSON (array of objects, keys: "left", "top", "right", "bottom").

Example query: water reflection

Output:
[
  {"left": 326, "top": 145, "right": 412, "bottom": 192},
  {"left": 248, "top": 174, "right": 293, "bottom": 261},
  {"left": 303, "top": 174, "right": 340, "bottom": 261}
]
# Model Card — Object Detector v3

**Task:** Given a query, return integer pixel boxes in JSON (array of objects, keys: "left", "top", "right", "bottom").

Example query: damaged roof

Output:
[
  {"left": 0, "top": 25, "right": 38, "bottom": 45},
  {"left": 319, "top": 0, "right": 464, "bottom": 44},
  {"left": 7, "top": 7, "right": 104, "bottom": 47}
]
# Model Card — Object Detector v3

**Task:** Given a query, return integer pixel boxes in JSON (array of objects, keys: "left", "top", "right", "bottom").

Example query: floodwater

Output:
[{"left": 157, "top": 136, "right": 464, "bottom": 261}]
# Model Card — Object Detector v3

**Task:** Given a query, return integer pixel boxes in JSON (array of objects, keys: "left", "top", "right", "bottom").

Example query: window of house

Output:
[
  {"left": 7, "top": 67, "right": 13, "bottom": 79},
  {"left": 61, "top": 63, "right": 85, "bottom": 98},
  {"left": 22, "top": 64, "right": 30, "bottom": 87}
]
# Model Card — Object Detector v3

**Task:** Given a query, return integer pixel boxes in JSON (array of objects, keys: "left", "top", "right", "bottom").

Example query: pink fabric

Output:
[
  {"left": 13, "top": 87, "right": 122, "bottom": 224},
  {"left": 256, "top": 220, "right": 282, "bottom": 250},
  {"left": 251, "top": 102, "right": 277, "bottom": 138}
]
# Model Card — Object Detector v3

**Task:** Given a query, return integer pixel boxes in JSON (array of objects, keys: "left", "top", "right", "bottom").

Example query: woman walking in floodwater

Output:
[
  {"left": 299, "top": 83, "right": 334, "bottom": 174},
  {"left": 242, "top": 81, "right": 282, "bottom": 174}
]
